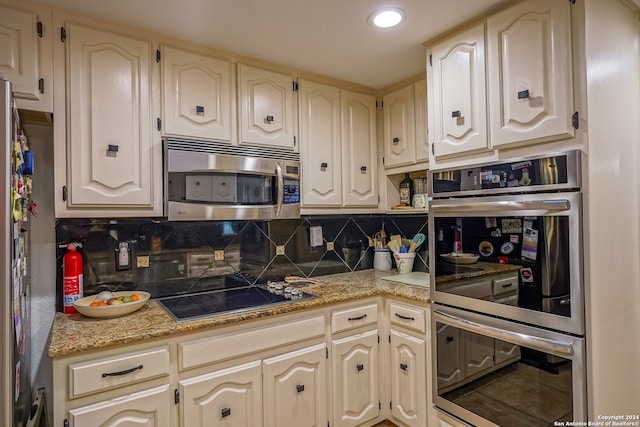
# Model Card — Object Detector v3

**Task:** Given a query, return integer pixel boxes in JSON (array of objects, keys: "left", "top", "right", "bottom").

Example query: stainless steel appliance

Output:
[
  {"left": 428, "top": 151, "right": 587, "bottom": 426},
  {"left": 0, "top": 78, "right": 34, "bottom": 426},
  {"left": 165, "top": 139, "right": 300, "bottom": 221}
]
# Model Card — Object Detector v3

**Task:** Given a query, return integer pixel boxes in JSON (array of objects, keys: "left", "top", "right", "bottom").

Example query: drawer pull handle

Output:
[
  {"left": 296, "top": 384, "right": 305, "bottom": 393},
  {"left": 101, "top": 364, "right": 143, "bottom": 378},
  {"left": 502, "top": 283, "right": 513, "bottom": 288},
  {"left": 348, "top": 314, "right": 367, "bottom": 321},
  {"left": 356, "top": 363, "right": 364, "bottom": 372},
  {"left": 221, "top": 407, "right": 231, "bottom": 418},
  {"left": 517, "top": 89, "right": 530, "bottom": 99},
  {"left": 400, "top": 363, "right": 408, "bottom": 371},
  {"left": 395, "top": 313, "right": 415, "bottom": 321}
]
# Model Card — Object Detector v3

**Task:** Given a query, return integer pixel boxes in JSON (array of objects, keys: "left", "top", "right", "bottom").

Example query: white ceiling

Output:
[{"left": 37, "top": 0, "right": 506, "bottom": 90}]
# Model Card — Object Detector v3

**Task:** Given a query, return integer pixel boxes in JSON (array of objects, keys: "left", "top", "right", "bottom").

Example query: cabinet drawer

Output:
[
  {"left": 492, "top": 274, "right": 518, "bottom": 297},
  {"left": 179, "top": 315, "right": 325, "bottom": 371},
  {"left": 389, "top": 301, "right": 426, "bottom": 333},
  {"left": 331, "top": 303, "right": 378, "bottom": 334},
  {"left": 68, "top": 346, "right": 170, "bottom": 398}
]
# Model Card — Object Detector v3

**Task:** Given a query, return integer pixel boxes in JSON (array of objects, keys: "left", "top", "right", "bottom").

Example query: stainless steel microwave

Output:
[{"left": 165, "top": 143, "right": 300, "bottom": 221}]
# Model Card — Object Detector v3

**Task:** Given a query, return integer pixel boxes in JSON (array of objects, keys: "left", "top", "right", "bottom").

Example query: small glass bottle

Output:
[
  {"left": 412, "top": 178, "right": 426, "bottom": 209},
  {"left": 399, "top": 173, "right": 414, "bottom": 206}
]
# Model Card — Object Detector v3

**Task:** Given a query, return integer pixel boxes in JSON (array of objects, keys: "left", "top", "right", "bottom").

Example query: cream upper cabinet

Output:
[
  {"left": 383, "top": 84, "right": 415, "bottom": 168},
  {"left": 263, "top": 344, "right": 328, "bottom": 427},
  {"left": 487, "top": 0, "right": 574, "bottom": 147},
  {"left": 341, "top": 89, "right": 377, "bottom": 206},
  {"left": 299, "top": 79, "right": 342, "bottom": 206},
  {"left": 161, "top": 45, "right": 231, "bottom": 142},
  {"left": 0, "top": 3, "right": 52, "bottom": 112},
  {"left": 430, "top": 23, "right": 489, "bottom": 159},
  {"left": 58, "top": 22, "right": 161, "bottom": 216},
  {"left": 299, "top": 80, "right": 377, "bottom": 208},
  {"left": 238, "top": 64, "right": 297, "bottom": 150},
  {"left": 414, "top": 79, "right": 430, "bottom": 162},
  {"left": 179, "top": 360, "right": 262, "bottom": 427},
  {"left": 331, "top": 329, "right": 380, "bottom": 427}
]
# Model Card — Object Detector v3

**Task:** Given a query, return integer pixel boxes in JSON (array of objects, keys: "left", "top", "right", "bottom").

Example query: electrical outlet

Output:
[
  {"left": 214, "top": 250, "right": 225, "bottom": 261},
  {"left": 136, "top": 255, "right": 150, "bottom": 268},
  {"left": 327, "top": 241, "right": 334, "bottom": 251},
  {"left": 276, "top": 245, "right": 285, "bottom": 256},
  {"left": 309, "top": 226, "right": 323, "bottom": 247}
]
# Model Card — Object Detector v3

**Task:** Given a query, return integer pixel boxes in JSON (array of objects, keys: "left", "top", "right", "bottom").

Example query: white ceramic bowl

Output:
[
  {"left": 440, "top": 253, "right": 480, "bottom": 265},
  {"left": 73, "top": 291, "right": 150, "bottom": 318}
]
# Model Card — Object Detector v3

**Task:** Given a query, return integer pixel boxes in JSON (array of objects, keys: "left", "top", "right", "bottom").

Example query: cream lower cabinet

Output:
[
  {"left": 55, "top": 21, "right": 161, "bottom": 217},
  {"left": 179, "top": 360, "right": 263, "bottom": 427},
  {"left": 387, "top": 300, "right": 428, "bottom": 427},
  {"left": 67, "top": 385, "right": 172, "bottom": 427},
  {"left": 331, "top": 330, "right": 380, "bottom": 427},
  {"left": 263, "top": 344, "right": 327, "bottom": 427}
]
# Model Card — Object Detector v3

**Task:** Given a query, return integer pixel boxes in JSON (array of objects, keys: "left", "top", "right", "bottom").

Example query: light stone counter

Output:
[{"left": 48, "top": 269, "right": 431, "bottom": 358}]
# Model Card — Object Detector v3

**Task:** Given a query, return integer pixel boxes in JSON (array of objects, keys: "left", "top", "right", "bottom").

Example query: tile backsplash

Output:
[{"left": 55, "top": 214, "right": 428, "bottom": 311}]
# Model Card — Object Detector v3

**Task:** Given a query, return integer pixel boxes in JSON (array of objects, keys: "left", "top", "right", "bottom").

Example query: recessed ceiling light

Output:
[{"left": 369, "top": 8, "right": 405, "bottom": 29}]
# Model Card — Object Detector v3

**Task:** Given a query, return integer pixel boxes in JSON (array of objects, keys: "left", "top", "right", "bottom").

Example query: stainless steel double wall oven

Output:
[{"left": 428, "top": 151, "right": 587, "bottom": 426}]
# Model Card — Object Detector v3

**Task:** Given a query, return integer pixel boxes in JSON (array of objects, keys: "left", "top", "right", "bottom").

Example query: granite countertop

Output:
[{"left": 48, "top": 269, "right": 431, "bottom": 358}]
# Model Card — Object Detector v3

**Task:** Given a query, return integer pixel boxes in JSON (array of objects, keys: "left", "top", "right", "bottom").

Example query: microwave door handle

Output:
[
  {"left": 275, "top": 163, "right": 283, "bottom": 217},
  {"left": 430, "top": 199, "right": 571, "bottom": 214},
  {"left": 433, "top": 310, "right": 575, "bottom": 357}
]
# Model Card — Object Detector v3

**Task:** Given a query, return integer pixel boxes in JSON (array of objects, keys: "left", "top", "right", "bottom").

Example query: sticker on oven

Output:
[
  {"left": 485, "top": 217, "right": 497, "bottom": 228},
  {"left": 511, "top": 161, "right": 532, "bottom": 170},
  {"left": 500, "top": 242, "right": 515, "bottom": 255},
  {"left": 510, "top": 234, "right": 519, "bottom": 244},
  {"left": 479, "top": 241, "right": 493, "bottom": 257},
  {"left": 501, "top": 219, "right": 522, "bottom": 233},
  {"left": 520, "top": 267, "right": 534, "bottom": 283}
]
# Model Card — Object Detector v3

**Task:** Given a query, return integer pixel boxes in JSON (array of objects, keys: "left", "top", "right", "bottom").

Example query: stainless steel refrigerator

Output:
[{"left": 0, "top": 77, "right": 33, "bottom": 427}]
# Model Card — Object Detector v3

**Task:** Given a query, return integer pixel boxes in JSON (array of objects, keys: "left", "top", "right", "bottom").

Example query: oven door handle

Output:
[
  {"left": 430, "top": 199, "right": 572, "bottom": 213},
  {"left": 434, "top": 310, "right": 575, "bottom": 356},
  {"left": 275, "top": 163, "right": 283, "bottom": 217}
]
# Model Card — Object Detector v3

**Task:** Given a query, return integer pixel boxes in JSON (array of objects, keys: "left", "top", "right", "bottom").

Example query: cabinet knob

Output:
[
  {"left": 265, "top": 115, "right": 274, "bottom": 123},
  {"left": 446, "top": 336, "right": 454, "bottom": 343},
  {"left": 356, "top": 363, "right": 364, "bottom": 372},
  {"left": 320, "top": 162, "right": 328, "bottom": 170},
  {"left": 360, "top": 166, "right": 367, "bottom": 173},
  {"left": 451, "top": 110, "right": 462, "bottom": 118},
  {"left": 107, "top": 144, "right": 119, "bottom": 152},
  {"left": 392, "top": 137, "right": 400, "bottom": 144},
  {"left": 400, "top": 363, "right": 408, "bottom": 371},
  {"left": 517, "top": 89, "right": 530, "bottom": 99},
  {"left": 221, "top": 407, "right": 231, "bottom": 418},
  {"left": 296, "top": 384, "right": 305, "bottom": 393},
  {"left": 196, "top": 105, "right": 205, "bottom": 115}
]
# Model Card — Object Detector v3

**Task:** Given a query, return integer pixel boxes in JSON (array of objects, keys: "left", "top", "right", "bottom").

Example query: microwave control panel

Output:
[{"left": 283, "top": 178, "right": 300, "bottom": 204}]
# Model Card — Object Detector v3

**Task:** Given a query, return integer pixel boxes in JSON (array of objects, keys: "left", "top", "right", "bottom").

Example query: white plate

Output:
[
  {"left": 440, "top": 253, "right": 480, "bottom": 264},
  {"left": 73, "top": 291, "right": 150, "bottom": 319}
]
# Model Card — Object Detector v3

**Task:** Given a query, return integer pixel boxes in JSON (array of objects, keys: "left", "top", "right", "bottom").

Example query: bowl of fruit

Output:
[{"left": 73, "top": 291, "right": 151, "bottom": 318}]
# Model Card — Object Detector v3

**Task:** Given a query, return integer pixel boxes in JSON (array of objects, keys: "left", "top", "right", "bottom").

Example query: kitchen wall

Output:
[{"left": 55, "top": 214, "right": 428, "bottom": 308}]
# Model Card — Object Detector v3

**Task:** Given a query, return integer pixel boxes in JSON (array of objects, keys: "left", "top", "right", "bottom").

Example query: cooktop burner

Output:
[{"left": 156, "top": 284, "right": 316, "bottom": 322}]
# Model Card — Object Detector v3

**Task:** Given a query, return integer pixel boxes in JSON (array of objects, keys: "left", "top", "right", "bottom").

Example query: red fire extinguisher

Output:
[{"left": 63, "top": 243, "right": 84, "bottom": 314}]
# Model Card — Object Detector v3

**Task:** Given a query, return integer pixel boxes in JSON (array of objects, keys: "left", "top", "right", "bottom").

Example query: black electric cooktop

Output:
[{"left": 156, "top": 283, "right": 316, "bottom": 322}]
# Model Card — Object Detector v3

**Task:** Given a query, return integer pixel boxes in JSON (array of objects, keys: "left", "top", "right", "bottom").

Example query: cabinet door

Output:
[
  {"left": 263, "top": 344, "right": 327, "bottom": 427},
  {"left": 487, "top": 0, "right": 573, "bottom": 147},
  {"left": 494, "top": 339, "right": 520, "bottom": 366},
  {"left": 414, "top": 79, "right": 430, "bottom": 162},
  {"left": 331, "top": 330, "right": 379, "bottom": 427},
  {"left": 179, "top": 360, "right": 262, "bottom": 427},
  {"left": 238, "top": 64, "right": 296, "bottom": 150},
  {"left": 161, "top": 46, "right": 231, "bottom": 142},
  {"left": 383, "top": 84, "right": 415, "bottom": 168},
  {"left": 66, "top": 23, "right": 156, "bottom": 208},
  {"left": 435, "top": 323, "right": 463, "bottom": 390},
  {"left": 430, "top": 23, "right": 489, "bottom": 158},
  {"left": 462, "top": 330, "right": 494, "bottom": 378},
  {"left": 68, "top": 384, "right": 171, "bottom": 427},
  {"left": 0, "top": 5, "right": 40, "bottom": 101},
  {"left": 341, "top": 90, "right": 378, "bottom": 206},
  {"left": 390, "top": 329, "right": 426, "bottom": 427},
  {"left": 299, "top": 79, "right": 342, "bottom": 206}
]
